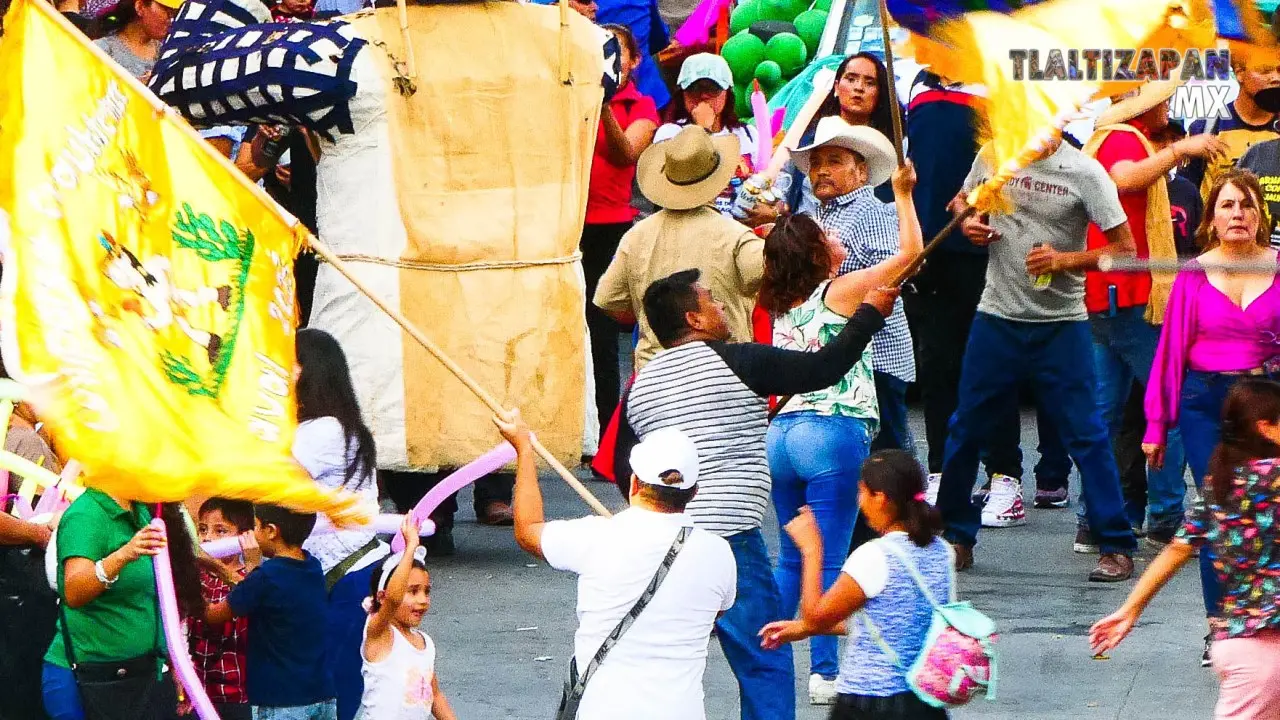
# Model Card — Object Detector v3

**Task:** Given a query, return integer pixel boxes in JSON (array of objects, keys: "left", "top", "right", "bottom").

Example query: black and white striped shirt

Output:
[{"left": 617, "top": 305, "right": 886, "bottom": 537}]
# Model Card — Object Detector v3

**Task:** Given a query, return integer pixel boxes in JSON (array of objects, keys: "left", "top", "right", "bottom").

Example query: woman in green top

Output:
[
  {"left": 757, "top": 155, "right": 921, "bottom": 704},
  {"left": 41, "top": 490, "right": 203, "bottom": 720}
]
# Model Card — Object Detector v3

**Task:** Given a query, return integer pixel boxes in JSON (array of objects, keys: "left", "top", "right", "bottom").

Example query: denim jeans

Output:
[
  {"left": 870, "top": 372, "right": 916, "bottom": 455},
  {"left": 768, "top": 412, "right": 872, "bottom": 679},
  {"left": 327, "top": 564, "right": 378, "bottom": 720},
  {"left": 716, "top": 529, "right": 796, "bottom": 720},
  {"left": 1078, "top": 307, "right": 1187, "bottom": 532},
  {"left": 1179, "top": 371, "right": 1240, "bottom": 617},
  {"left": 1030, "top": 406, "right": 1072, "bottom": 491},
  {"left": 253, "top": 700, "right": 338, "bottom": 720},
  {"left": 42, "top": 662, "right": 84, "bottom": 720},
  {"left": 937, "top": 314, "right": 1136, "bottom": 554}
]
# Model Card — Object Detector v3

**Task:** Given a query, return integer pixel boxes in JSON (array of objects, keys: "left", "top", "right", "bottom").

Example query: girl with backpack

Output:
[
  {"left": 1092, "top": 378, "right": 1280, "bottom": 719},
  {"left": 761, "top": 450, "right": 996, "bottom": 719}
]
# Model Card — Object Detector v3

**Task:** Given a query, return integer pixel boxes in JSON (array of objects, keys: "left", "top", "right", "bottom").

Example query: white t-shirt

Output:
[
  {"left": 294, "top": 416, "right": 380, "bottom": 574},
  {"left": 652, "top": 122, "right": 759, "bottom": 217},
  {"left": 541, "top": 507, "right": 736, "bottom": 720}
]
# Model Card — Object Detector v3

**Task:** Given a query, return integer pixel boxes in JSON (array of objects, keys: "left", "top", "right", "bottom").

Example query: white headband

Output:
[{"left": 376, "top": 546, "right": 427, "bottom": 594}]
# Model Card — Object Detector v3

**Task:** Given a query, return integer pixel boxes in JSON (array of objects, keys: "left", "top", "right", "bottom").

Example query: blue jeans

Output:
[
  {"left": 1179, "top": 371, "right": 1239, "bottom": 617},
  {"left": 767, "top": 412, "right": 872, "bottom": 679},
  {"left": 42, "top": 663, "right": 84, "bottom": 720},
  {"left": 871, "top": 371, "right": 916, "bottom": 454},
  {"left": 1078, "top": 307, "right": 1187, "bottom": 531},
  {"left": 1030, "top": 406, "right": 1072, "bottom": 490},
  {"left": 327, "top": 564, "right": 378, "bottom": 720},
  {"left": 716, "top": 529, "right": 795, "bottom": 720},
  {"left": 253, "top": 701, "right": 338, "bottom": 720},
  {"left": 938, "top": 314, "right": 1136, "bottom": 554}
]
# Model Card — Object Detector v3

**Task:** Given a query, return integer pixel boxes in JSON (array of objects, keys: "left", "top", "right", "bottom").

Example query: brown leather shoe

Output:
[
  {"left": 954, "top": 544, "right": 974, "bottom": 572},
  {"left": 478, "top": 501, "right": 515, "bottom": 526},
  {"left": 1089, "top": 553, "right": 1134, "bottom": 582}
]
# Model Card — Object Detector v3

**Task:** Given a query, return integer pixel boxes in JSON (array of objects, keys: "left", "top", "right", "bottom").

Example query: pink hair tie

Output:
[{"left": 913, "top": 492, "right": 926, "bottom": 502}]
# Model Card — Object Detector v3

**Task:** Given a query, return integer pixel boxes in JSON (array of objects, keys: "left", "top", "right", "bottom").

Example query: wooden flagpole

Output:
[
  {"left": 307, "top": 239, "right": 612, "bottom": 518},
  {"left": 877, "top": 0, "right": 905, "bottom": 165}
]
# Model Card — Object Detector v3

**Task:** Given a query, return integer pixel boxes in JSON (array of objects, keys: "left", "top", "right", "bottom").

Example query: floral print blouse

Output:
[
  {"left": 772, "top": 281, "right": 879, "bottom": 426},
  {"left": 1177, "top": 458, "right": 1280, "bottom": 641}
]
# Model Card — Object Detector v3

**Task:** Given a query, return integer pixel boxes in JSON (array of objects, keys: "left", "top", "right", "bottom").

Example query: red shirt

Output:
[
  {"left": 586, "top": 83, "right": 659, "bottom": 225},
  {"left": 187, "top": 569, "right": 250, "bottom": 705},
  {"left": 1085, "top": 127, "right": 1153, "bottom": 314}
]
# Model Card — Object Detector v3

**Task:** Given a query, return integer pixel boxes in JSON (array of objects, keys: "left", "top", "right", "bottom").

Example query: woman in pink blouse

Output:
[{"left": 1144, "top": 168, "right": 1280, "bottom": 662}]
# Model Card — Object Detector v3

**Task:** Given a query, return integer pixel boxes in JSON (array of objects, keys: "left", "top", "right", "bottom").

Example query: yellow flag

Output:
[{"left": 0, "top": 0, "right": 366, "bottom": 524}]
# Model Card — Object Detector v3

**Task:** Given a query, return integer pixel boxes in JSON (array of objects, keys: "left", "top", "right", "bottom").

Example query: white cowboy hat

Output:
[
  {"left": 637, "top": 126, "right": 742, "bottom": 211},
  {"left": 791, "top": 116, "right": 896, "bottom": 187},
  {"left": 1095, "top": 81, "right": 1178, "bottom": 127}
]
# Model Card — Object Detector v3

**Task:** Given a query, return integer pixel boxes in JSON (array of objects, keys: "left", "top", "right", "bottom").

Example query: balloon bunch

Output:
[{"left": 721, "top": 0, "right": 831, "bottom": 118}]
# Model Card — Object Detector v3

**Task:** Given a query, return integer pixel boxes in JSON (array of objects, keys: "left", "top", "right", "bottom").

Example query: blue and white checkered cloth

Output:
[{"left": 817, "top": 186, "right": 916, "bottom": 382}]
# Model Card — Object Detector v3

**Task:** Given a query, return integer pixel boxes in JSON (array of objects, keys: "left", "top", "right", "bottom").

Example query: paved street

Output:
[{"left": 418, "top": 409, "right": 1218, "bottom": 719}]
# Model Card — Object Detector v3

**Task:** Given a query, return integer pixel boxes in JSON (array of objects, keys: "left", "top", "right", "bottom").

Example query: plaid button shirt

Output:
[
  {"left": 187, "top": 569, "right": 249, "bottom": 705},
  {"left": 817, "top": 186, "right": 917, "bottom": 382}
]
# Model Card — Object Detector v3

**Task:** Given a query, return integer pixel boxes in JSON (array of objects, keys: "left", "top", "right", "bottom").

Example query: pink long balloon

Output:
[
  {"left": 673, "top": 0, "right": 730, "bottom": 47},
  {"left": 392, "top": 442, "right": 518, "bottom": 552},
  {"left": 751, "top": 83, "right": 772, "bottom": 171},
  {"left": 151, "top": 518, "right": 220, "bottom": 720},
  {"left": 200, "top": 514, "right": 437, "bottom": 559}
]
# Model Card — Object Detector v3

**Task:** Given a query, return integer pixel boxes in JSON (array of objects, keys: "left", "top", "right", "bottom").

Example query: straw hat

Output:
[
  {"left": 637, "top": 126, "right": 742, "bottom": 211},
  {"left": 791, "top": 116, "right": 896, "bottom": 187},
  {"left": 1095, "top": 81, "right": 1178, "bottom": 127}
]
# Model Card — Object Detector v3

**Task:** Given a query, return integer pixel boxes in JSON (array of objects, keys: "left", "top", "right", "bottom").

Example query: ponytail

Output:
[
  {"left": 1206, "top": 379, "right": 1280, "bottom": 507},
  {"left": 860, "top": 450, "right": 943, "bottom": 548}
]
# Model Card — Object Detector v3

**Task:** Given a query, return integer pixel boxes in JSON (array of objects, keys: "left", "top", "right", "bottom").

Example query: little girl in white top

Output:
[{"left": 356, "top": 517, "right": 456, "bottom": 720}]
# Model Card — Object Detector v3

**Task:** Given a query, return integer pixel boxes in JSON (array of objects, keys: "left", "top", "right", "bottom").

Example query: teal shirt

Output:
[{"left": 44, "top": 489, "right": 165, "bottom": 669}]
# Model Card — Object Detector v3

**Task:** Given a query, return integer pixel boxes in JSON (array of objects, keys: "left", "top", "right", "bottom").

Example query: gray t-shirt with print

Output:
[
  {"left": 94, "top": 35, "right": 154, "bottom": 80},
  {"left": 962, "top": 143, "right": 1127, "bottom": 323}
]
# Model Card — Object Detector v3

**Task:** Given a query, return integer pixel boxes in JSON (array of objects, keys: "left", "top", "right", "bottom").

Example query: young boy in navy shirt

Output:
[{"left": 206, "top": 504, "right": 335, "bottom": 719}]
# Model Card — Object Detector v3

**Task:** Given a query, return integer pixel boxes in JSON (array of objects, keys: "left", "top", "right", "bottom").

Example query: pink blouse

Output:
[{"left": 1144, "top": 258, "right": 1280, "bottom": 445}]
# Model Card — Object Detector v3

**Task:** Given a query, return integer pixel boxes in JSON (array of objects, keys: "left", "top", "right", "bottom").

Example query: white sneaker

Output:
[
  {"left": 809, "top": 673, "right": 837, "bottom": 705},
  {"left": 980, "top": 474, "right": 1027, "bottom": 528},
  {"left": 925, "top": 473, "right": 941, "bottom": 505}
]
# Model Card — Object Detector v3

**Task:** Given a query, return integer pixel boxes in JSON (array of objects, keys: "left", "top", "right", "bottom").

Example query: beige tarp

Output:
[{"left": 348, "top": 3, "right": 599, "bottom": 467}]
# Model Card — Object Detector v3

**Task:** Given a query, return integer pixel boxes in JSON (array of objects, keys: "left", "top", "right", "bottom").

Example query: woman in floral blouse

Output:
[
  {"left": 756, "top": 157, "right": 921, "bottom": 704},
  {"left": 1092, "top": 378, "right": 1280, "bottom": 719}
]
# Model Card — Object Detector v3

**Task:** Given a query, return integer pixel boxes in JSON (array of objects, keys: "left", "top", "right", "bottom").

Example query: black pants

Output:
[
  {"left": 1116, "top": 381, "right": 1149, "bottom": 522},
  {"left": 581, "top": 222, "right": 631, "bottom": 444},
  {"left": 903, "top": 251, "right": 1020, "bottom": 477},
  {"left": 829, "top": 692, "right": 949, "bottom": 719},
  {"left": 381, "top": 469, "right": 514, "bottom": 532}
]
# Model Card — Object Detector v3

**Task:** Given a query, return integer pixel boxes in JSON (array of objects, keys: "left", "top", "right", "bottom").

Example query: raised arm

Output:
[
  {"left": 601, "top": 103, "right": 658, "bottom": 167},
  {"left": 495, "top": 411, "right": 545, "bottom": 560},
  {"left": 713, "top": 292, "right": 894, "bottom": 397},
  {"left": 364, "top": 516, "right": 423, "bottom": 660},
  {"left": 825, "top": 164, "right": 923, "bottom": 315}
]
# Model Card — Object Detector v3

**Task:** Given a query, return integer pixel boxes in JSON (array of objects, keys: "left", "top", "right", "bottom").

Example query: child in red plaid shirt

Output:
[{"left": 189, "top": 499, "right": 260, "bottom": 720}]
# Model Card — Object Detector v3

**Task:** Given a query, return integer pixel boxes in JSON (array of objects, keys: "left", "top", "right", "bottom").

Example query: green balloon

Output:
[
  {"left": 754, "top": 60, "right": 783, "bottom": 90},
  {"left": 735, "top": 86, "right": 754, "bottom": 120},
  {"left": 764, "top": 32, "right": 808, "bottom": 77},
  {"left": 721, "top": 32, "right": 766, "bottom": 85},
  {"left": 759, "top": 0, "right": 792, "bottom": 22},
  {"left": 812, "top": 0, "right": 832, "bottom": 11},
  {"left": 729, "top": 0, "right": 760, "bottom": 36},
  {"left": 793, "top": 9, "right": 827, "bottom": 57},
  {"left": 785, "top": 0, "right": 809, "bottom": 20}
]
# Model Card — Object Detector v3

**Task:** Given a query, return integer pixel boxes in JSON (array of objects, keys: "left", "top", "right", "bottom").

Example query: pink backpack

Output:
[{"left": 860, "top": 540, "right": 998, "bottom": 709}]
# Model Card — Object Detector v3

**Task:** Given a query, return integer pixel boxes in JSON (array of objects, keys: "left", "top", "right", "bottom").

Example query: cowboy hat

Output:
[
  {"left": 637, "top": 126, "right": 742, "bottom": 211},
  {"left": 791, "top": 116, "right": 896, "bottom": 187},
  {"left": 1095, "top": 81, "right": 1178, "bottom": 127}
]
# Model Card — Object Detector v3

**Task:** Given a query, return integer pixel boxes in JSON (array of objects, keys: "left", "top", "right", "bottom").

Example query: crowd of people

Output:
[{"left": 3, "top": 0, "right": 1280, "bottom": 717}]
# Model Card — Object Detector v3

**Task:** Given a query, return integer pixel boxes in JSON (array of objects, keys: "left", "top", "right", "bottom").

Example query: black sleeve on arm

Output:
[{"left": 711, "top": 304, "right": 886, "bottom": 397}]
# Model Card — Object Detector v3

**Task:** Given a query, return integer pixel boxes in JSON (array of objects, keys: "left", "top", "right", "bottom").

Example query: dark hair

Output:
[
  {"left": 601, "top": 23, "right": 638, "bottom": 59},
  {"left": 253, "top": 504, "right": 317, "bottom": 547},
  {"left": 367, "top": 558, "right": 430, "bottom": 613},
  {"left": 860, "top": 450, "right": 942, "bottom": 547},
  {"left": 91, "top": 0, "right": 140, "bottom": 38},
  {"left": 296, "top": 328, "right": 376, "bottom": 490},
  {"left": 1196, "top": 169, "right": 1272, "bottom": 249},
  {"left": 1207, "top": 379, "right": 1280, "bottom": 506},
  {"left": 816, "top": 53, "right": 896, "bottom": 140},
  {"left": 631, "top": 475, "right": 698, "bottom": 512},
  {"left": 642, "top": 269, "right": 702, "bottom": 348},
  {"left": 759, "top": 214, "right": 836, "bottom": 316},
  {"left": 198, "top": 498, "right": 255, "bottom": 532},
  {"left": 160, "top": 503, "right": 207, "bottom": 621}
]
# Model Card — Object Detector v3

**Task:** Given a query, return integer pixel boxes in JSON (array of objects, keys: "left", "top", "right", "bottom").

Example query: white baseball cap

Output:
[{"left": 629, "top": 428, "right": 700, "bottom": 490}]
